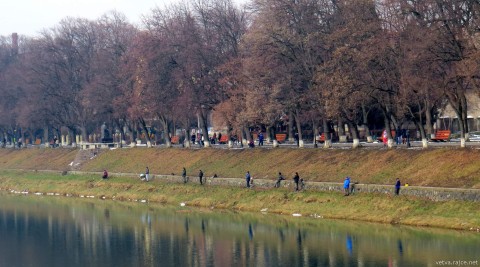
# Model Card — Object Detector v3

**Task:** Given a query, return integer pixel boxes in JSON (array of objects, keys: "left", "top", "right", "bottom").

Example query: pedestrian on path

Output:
[
  {"left": 343, "top": 176, "right": 351, "bottom": 196},
  {"left": 395, "top": 178, "right": 401, "bottom": 195},
  {"left": 293, "top": 172, "right": 300, "bottom": 191},
  {"left": 245, "top": 171, "right": 251, "bottom": 188},
  {"left": 182, "top": 167, "right": 188, "bottom": 183},
  {"left": 145, "top": 166, "right": 150, "bottom": 182},
  {"left": 275, "top": 172, "right": 285, "bottom": 188},
  {"left": 199, "top": 170, "right": 204, "bottom": 185}
]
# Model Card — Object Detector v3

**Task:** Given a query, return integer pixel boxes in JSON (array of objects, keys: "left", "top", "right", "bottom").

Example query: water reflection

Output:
[{"left": 0, "top": 193, "right": 478, "bottom": 267}]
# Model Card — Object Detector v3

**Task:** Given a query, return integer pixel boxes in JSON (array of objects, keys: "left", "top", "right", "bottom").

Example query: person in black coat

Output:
[
  {"left": 293, "top": 172, "right": 300, "bottom": 191},
  {"left": 199, "top": 170, "right": 204, "bottom": 185},
  {"left": 395, "top": 178, "right": 401, "bottom": 195}
]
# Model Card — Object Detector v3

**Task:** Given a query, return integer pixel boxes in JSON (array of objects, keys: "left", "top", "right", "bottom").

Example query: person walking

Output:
[
  {"left": 395, "top": 178, "right": 401, "bottom": 195},
  {"left": 198, "top": 170, "right": 204, "bottom": 185},
  {"left": 182, "top": 167, "right": 188, "bottom": 183},
  {"left": 396, "top": 127, "right": 401, "bottom": 145},
  {"left": 343, "top": 176, "right": 351, "bottom": 196},
  {"left": 145, "top": 166, "right": 150, "bottom": 182},
  {"left": 245, "top": 171, "right": 251, "bottom": 188},
  {"left": 293, "top": 172, "right": 300, "bottom": 191},
  {"left": 258, "top": 132, "right": 264, "bottom": 146},
  {"left": 275, "top": 172, "right": 285, "bottom": 188}
]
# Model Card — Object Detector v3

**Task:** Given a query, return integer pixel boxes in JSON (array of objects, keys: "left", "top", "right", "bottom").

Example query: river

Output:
[{"left": 0, "top": 193, "right": 478, "bottom": 267}]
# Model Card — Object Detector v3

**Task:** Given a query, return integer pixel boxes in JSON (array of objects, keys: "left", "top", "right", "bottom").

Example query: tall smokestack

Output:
[{"left": 12, "top": 33, "right": 18, "bottom": 55}]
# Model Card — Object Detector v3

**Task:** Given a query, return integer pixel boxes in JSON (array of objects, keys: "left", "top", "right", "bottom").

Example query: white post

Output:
[
  {"left": 272, "top": 140, "right": 279, "bottom": 148},
  {"left": 422, "top": 138, "right": 428, "bottom": 148},
  {"left": 203, "top": 140, "right": 211, "bottom": 148},
  {"left": 352, "top": 138, "right": 360, "bottom": 149},
  {"left": 460, "top": 138, "right": 466, "bottom": 148},
  {"left": 387, "top": 138, "right": 394, "bottom": 148},
  {"left": 323, "top": 140, "right": 332, "bottom": 148}
]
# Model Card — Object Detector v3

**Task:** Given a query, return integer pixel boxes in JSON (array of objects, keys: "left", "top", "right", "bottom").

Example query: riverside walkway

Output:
[{"left": 12, "top": 169, "right": 478, "bottom": 203}]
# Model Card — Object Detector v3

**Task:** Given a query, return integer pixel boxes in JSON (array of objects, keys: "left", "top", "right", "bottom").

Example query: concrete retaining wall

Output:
[{"left": 29, "top": 170, "right": 480, "bottom": 202}]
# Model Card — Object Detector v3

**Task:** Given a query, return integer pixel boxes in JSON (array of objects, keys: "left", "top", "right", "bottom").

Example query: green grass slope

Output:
[{"left": 1, "top": 147, "right": 479, "bottom": 188}]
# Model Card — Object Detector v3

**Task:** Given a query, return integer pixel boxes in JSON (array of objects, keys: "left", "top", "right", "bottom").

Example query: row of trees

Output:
[{"left": 0, "top": 0, "right": 479, "bottom": 148}]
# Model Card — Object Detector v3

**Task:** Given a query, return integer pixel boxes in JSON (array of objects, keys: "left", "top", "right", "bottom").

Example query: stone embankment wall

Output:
[{"left": 66, "top": 171, "right": 480, "bottom": 202}]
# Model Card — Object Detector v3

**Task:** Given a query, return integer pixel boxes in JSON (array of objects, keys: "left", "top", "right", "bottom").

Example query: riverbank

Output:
[
  {"left": 0, "top": 170, "right": 479, "bottom": 232},
  {"left": 1, "top": 147, "right": 480, "bottom": 188},
  {"left": 0, "top": 147, "right": 479, "bottom": 231}
]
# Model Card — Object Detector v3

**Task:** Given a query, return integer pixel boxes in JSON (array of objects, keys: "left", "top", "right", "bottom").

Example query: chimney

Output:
[{"left": 12, "top": 33, "right": 18, "bottom": 55}]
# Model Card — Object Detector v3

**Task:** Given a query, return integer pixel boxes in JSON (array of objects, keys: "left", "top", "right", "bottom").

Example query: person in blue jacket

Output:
[
  {"left": 343, "top": 176, "right": 351, "bottom": 196},
  {"left": 245, "top": 171, "right": 251, "bottom": 188},
  {"left": 395, "top": 178, "right": 401, "bottom": 195}
]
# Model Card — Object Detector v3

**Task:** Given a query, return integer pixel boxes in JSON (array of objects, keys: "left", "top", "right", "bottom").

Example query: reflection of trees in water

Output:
[{"left": 0, "top": 195, "right": 478, "bottom": 267}]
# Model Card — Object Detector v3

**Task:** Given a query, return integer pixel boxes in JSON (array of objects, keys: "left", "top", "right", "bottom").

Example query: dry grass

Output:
[
  {"left": 0, "top": 170, "right": 479, "bottom": 231},
  {"left": 1, "top": 147, "right": 480, "bottom": 188}
]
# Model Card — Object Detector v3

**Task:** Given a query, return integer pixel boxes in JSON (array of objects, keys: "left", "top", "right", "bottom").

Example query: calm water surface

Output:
[{"left": 0, "top": 193, "right": 478, "bottom": 267}]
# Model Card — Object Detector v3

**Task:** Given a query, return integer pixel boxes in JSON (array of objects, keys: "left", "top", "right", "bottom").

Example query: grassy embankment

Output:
[{"left": 0, "top": 147, "right": 479, "bottom": 231}]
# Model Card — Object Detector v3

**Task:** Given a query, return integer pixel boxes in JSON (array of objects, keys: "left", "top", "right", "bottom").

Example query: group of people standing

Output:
[
  {"left": 395, "top": 128, "right": 411, "bottom": 145},
  {"left": 343, "top": 176, "right": 402, "bottom": 196},
  {"left": 105, "top": 166, "right": 404, "bottom": 196},
  {"left": 248, "top": 132, "right": 265, "bottom": 148},
  {"left": 178, "top": 168, "right": 305, "bottom": 191}
]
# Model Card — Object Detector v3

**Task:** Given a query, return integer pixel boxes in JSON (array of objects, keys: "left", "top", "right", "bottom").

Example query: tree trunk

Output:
[
  {"left": 288, "top": 111, "right": 294, "bottom": 143},
  {"left": 461, "top": 94, "right": 469, "bottom": 142},
  {"left": 337, "top": 116, "right": 346, "bottom": 143},
  {"left": 159, "top": 115, "right": 171, "bottom": 148},
  {"left": 270, "top": 124, "right": 279, "bottom": 148},
  {"left": 347, "top": 121, "right": 360, "bottom": 149},
  {"left": 138, "top": 118, "right": 152, "bottom": 147},
  {"left": 184, "top": 118, "right": 191, "bottom": 148},
  {"left": 408, "top": 105, "right": 428, "bottom": 148},
  {"left": 323, "top": 118, "right": 332, "bottom": 148},
  {"left": 384, "top": 116, "right": 394, "bottom": 149},
  {"left": 199, "top": 110, "right": 210, "bottom": 148},
  {"left": 426, "top": 99, "right": 434, "bottom": 139},
  {"left": 67, "top": 127, "right": 75, "bottom": 147},
  {"left": 458, "top": 110, "right": 466, "bottom": 148},
  {"left": 172, "top": 118, "right": 177, "bottom": 140},
  {"left": 79, "top": 124, "right": 87, "bottom": 144},
  {"left": 265, "top": 126, "right": 271, "bottom": 143},
  {"left": 414, "top": 120, "right": 428, "bottom": 148},
  {"left": 313, "top": 119, "right": 319, "bottom": 148},
  {"left": 361, "top": 103, "right": 372, "bottom": 143},
  {"left": 241, "top": 126, "right": 248, "bottom": 147},
  {"left": 115, "top": 119, "right": 126, "bottom": 147},
  {"left": 43, "top": 126, "right": 50, "bottom": 147},
  {"left": 445, "top": 90, "right": 468, "bottom": 148},
  {"left": 293, "top": 110, "right": 303, "bottom": 147}
]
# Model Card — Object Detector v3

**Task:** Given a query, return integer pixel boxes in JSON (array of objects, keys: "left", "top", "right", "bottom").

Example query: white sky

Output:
[{"left": 1, "top": 0, "right": 246, "bottom": 37}]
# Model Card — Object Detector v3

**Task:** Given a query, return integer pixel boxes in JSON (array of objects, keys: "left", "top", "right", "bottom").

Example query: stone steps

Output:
[{"left": 70, "top": 149, "right": 105, "bottom": 170}]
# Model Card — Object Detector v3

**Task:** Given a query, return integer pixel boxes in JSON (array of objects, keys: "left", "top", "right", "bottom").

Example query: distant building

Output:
[{"left": 438, "top": 92, "right": 480, "bottom": 132}]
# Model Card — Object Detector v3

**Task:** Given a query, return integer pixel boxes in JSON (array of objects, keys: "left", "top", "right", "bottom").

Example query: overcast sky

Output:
[{"left": 1, "top": 0, "right": 246, "bottom": 37}]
